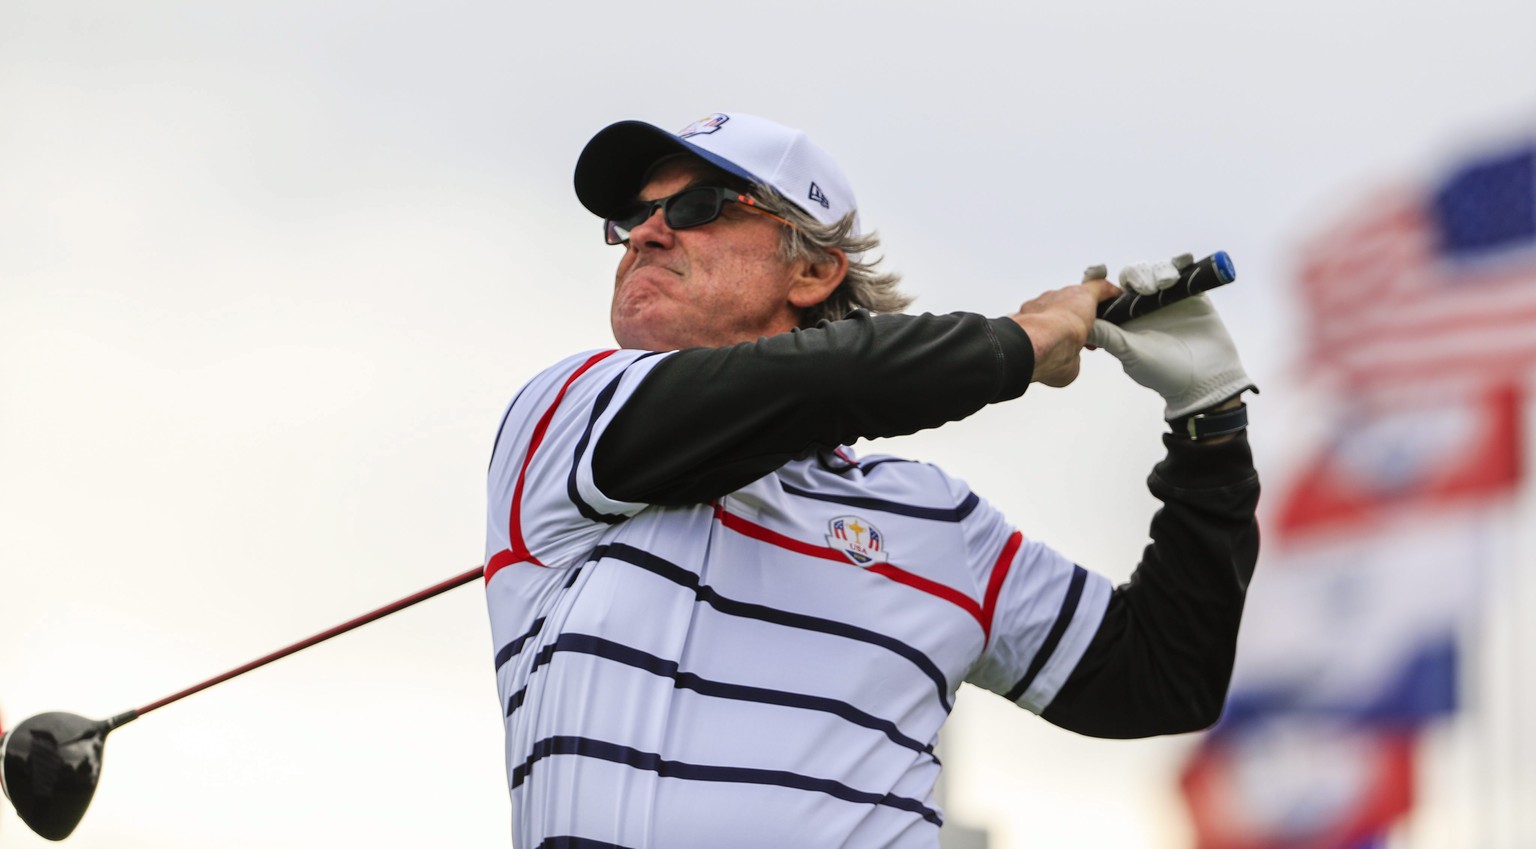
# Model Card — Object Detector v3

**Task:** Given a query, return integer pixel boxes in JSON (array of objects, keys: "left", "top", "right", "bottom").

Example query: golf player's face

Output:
[{"left": 611, "top": 158, "right": 804, "bottom": 351}]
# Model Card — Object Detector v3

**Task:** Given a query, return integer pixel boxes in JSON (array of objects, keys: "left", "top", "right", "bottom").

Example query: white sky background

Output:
[{"left": 2, "top": 1, "right": 1533, "bottom": 847}]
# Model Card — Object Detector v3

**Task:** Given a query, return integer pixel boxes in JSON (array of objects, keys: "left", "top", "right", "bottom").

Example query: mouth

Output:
[
  {"left": 616, "top": 262, "right": 683, "bottom": 301},
  {"left": 624, "top": 260, "right": 682, "bottom": 282}
]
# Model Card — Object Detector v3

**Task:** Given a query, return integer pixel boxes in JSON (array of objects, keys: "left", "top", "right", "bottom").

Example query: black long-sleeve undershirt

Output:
[
  {"left": 590, "top": 310, "right": 1259, "bottom": 738},
  {"left": 1041, "top": 433, "right": 1259, "bottom": 737},
  {"left": 594, "top": 310, "right": 1035, "bottom": 505}
]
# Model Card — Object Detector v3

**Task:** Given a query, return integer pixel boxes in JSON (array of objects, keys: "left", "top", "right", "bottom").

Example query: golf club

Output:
[{"left": 0, "top": 564, "right": 484, "bottom": 841}]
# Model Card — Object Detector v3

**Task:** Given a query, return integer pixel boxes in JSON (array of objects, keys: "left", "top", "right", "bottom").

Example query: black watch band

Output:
[{"left": 1169, "top": 403, "right": 1248, "bottom": 441}]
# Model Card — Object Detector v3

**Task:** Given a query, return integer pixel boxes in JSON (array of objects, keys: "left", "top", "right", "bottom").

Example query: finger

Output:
[
  {"left": 1118, "top": 261, "right": 1159, "bottom": 295},
  {"left": 1171, "top": 252, "right": 1194, "bottom": 271},
  {"left": 1087, "top": 318, "right": 1130, "bottom": 355},
  {"left": 1081, "top": 263, "right": 1108, "bottom": 284},
  {"left": 1080, "top": 277, "right": 1123, "bottom": 302},
  {"left": 1118, "top": 259, "right": 1181, "bottom": 295}
]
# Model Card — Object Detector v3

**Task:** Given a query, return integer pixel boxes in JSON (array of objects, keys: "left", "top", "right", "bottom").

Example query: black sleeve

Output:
[
  {"left": 592, "top": 310, "right": 1035, "bottom": 505},
  {"left": 1040, "top": 431, "right": 1260, "bottom": 738}
]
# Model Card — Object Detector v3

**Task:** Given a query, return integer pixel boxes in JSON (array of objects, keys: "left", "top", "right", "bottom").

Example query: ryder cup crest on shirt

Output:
[{"left": 826, "top": 515, "right": 888, "bottom": 566}]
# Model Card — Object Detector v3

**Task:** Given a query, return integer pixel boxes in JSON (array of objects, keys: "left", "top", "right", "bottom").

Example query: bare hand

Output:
[{"left": 1009, "top": 277, "right": 1121, "bottom": 387}]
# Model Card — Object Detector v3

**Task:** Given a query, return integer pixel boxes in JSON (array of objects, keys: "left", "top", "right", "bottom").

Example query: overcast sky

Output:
[{"left": 3, "top": 2, "right": 1534, "bottom": 847}]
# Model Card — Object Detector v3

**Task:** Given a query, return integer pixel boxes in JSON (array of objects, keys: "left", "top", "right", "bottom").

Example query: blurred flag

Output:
[
  {"left": 1276, "top": 384, "right": 1523, "bottom": 537},
  {"left": 1182, "top": 722, "right": 1414, "bottom": 849},
  {"left": 1295, "top": 140, "right": 1536, "bottom": 389},
  {"left": 1234, "top": 387, "right": 1518, "bottom": 723},
  {"left": 1179, "top": 368, "right": 1525, "bottom": 844}
]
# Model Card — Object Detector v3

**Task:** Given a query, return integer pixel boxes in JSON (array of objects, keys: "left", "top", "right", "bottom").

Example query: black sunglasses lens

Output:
[
  {"left": 604, "top": 218, "right": 628, "bottom": 245},
  {"left": 664, "top": 188, "right": 725, "bottom": 230},
  {"left": 605, "top": 205, "right": 652, "bottom": 245},
  {"left": 603, "top": 188, "right": 731, "bottom": 244}
]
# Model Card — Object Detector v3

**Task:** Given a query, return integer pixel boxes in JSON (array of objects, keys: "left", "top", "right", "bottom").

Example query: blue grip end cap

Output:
[{"left": 1212, "top": 251, "right": 1236, "bottom": 283}]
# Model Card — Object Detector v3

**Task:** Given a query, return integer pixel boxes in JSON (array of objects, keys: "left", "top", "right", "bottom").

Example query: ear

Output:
[{"left": 787, "top": 248, "right": 850, "bottom": 310}]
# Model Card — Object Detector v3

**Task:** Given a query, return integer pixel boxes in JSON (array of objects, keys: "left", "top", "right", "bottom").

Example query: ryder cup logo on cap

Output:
[
  {"left": 668, "top": 112, "right": 859, "bottom": 230},
  {"left": 678, "top": 113, "right": 730, "bottom": 138}
]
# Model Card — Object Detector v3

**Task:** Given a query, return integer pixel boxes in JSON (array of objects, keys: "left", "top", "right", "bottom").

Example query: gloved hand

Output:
[
  {"left": 1118, "top": 252, "right": 1194, "bottom": 295},
  {"left": 1087, "top": 257, "right": 1256, "bottom": 420}
]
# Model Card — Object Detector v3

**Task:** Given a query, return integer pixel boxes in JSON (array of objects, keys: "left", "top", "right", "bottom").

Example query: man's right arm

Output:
[{"left": 592, "top": 310, "right": 1036, "bottom": 506}]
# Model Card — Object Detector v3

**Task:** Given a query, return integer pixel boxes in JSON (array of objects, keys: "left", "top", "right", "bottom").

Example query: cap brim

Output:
[{"left": 574, "top": 120, "right": 759, "bottom": 219}]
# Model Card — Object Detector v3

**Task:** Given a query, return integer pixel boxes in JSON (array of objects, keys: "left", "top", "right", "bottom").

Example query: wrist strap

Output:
[{"left": 1170, "top": 403, "right": 1248, "bottom": 441}]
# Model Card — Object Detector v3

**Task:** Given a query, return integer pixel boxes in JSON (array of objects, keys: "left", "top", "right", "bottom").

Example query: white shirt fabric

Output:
[{"left": 485, "top": 348, "right": 1112, "bottom": 848}]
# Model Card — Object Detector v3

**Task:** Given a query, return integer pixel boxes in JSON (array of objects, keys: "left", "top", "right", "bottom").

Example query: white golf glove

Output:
[
  {"left": 1087, "top": 257, "right": 1256, "bottom": 421},
  {"left": 1119, "top": 252, "right": 1194, "bottom": 295}
]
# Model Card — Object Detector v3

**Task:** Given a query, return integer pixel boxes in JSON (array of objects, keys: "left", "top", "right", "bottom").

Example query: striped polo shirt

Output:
[{"left": 485, "top": 348, "right": 1111, "bottom": 848}]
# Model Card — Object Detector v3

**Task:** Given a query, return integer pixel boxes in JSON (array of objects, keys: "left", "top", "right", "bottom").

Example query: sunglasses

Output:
[{"left": 604, "top": 186, "right": 795, "bottom": 245}]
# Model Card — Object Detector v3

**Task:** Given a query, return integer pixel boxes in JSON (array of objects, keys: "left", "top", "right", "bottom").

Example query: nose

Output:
[{"left": 625, "top": 202, "right": 675, "bottom": 250}]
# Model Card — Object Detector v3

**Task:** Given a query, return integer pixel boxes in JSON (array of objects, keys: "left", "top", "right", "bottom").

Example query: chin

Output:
[{"left": 612, "top": 318, "right": 682, "bottom": 352}]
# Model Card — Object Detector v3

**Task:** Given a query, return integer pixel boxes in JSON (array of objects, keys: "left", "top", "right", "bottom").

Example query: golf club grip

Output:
[{"left": 1094, "top": 251, "right": 1236, "bottom": 325}]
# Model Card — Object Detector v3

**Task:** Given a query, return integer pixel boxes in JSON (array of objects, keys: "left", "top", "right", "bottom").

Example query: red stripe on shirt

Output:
[
  {"left": 714, "top": 503, "right": 986, "bottom": 631},
  {"left": 980, "top": 531, "right": 1023, "bottom": 649},
  {"left": 486, "top": 350, "right": 619, "bottom": 584}
]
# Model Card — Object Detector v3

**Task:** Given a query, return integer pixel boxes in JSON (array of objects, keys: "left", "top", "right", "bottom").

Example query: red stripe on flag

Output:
[
  {"left": 714, "top": 504, "right": 987, "bottom": 632},
  {"left": 1337, "top": 351, "right": 1536, "bottom": 392},
  {"left": 1308, "top": 263, "right": 1536, "bottom": 358},
  {"left": 1180, "top": 730, "right": 1415, "bottom": 849},
  {"left": 1275, "top": 384, "right": 1523, "bottom": 538},
  {"left": 1295, "top": 185, "right": 1536, "bottom": 392},
  {"left": 1296, "top": 193, "right": 1425, "bottom": 312},
  {"left": 485, "top": 350, "right": 618, "bottom": 584}
]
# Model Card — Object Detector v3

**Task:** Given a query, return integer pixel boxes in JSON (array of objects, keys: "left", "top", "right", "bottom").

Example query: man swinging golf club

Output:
[
  {"left": 0, "top": 110, "right": 1258, "bottom": 845},
  {"left": 483, "top": 111, "right": 1260, "bottom": 846}
]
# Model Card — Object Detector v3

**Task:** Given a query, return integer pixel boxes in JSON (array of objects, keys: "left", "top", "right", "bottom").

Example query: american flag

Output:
[{"left": 1297, "top": 141, "right": 1536, "bottom": 391}]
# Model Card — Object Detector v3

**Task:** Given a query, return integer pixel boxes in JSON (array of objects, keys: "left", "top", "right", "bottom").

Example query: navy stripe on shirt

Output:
[
  {"left": 511, "top": 735, "right": 943, "bottom": 827},
  {"left": 779, "top": 481, "right": 980, "bottom": 522},
  {"left": 566, "top": 373, "right": 629, "bottom": 525},
  {"left": 595, "top": 542, "right": 955, "bottom": 712},
  {"left": 566, "top": 352, "right": 667, "bottom": 525},
  {"left": 495, "top": 617, "right": 547, "bottom": 671},
  {"left": 1005, "top": 565, "right": 1088, "bottom": 702},
  {"left": 537, "top": 839, "right": 636, "bottom": 849},
  {"left": 506, "top": 632, "right": 935, "bottom": 757}
]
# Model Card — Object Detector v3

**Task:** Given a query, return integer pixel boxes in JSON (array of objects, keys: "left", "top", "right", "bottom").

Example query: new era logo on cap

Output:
[{"left": 808, "top": 182, "right": 830, "bottom": 209}]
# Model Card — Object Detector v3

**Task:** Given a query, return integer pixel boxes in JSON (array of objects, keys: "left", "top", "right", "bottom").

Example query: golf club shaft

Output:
[{"left": 126, "top": 565, "right": 485, "bottom": 721}]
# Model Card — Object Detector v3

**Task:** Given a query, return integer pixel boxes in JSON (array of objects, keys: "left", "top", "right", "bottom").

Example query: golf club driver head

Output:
[{"left": 1, "top": 712, "right": 112, "bottom": 840}]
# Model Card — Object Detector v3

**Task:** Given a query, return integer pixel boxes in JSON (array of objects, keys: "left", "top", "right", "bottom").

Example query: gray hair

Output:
[{"left": 752, "top": 183, "right": 913, "bottom": 327}]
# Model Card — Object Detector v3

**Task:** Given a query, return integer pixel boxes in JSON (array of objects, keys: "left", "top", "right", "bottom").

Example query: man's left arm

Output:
[
  {"left": 1041, "top": 260, "right": 1261, "bottom": 736},
  {"left": 1041, "top": 428, "right": 1259, "bottom": 737}
]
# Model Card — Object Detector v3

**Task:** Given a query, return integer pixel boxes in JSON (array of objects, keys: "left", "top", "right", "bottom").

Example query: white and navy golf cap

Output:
[{"left": 574, "top": 112, "right": 861, "bottom": 233}]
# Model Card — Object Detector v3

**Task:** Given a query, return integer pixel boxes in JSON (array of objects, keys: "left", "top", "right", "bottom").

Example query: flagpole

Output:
[
  {"left": 1511, "top": 378, "right": 1536, "bottom": 847},
  {"left": 1471, "top": 378, "right": 1536, "bottom": 849}
]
